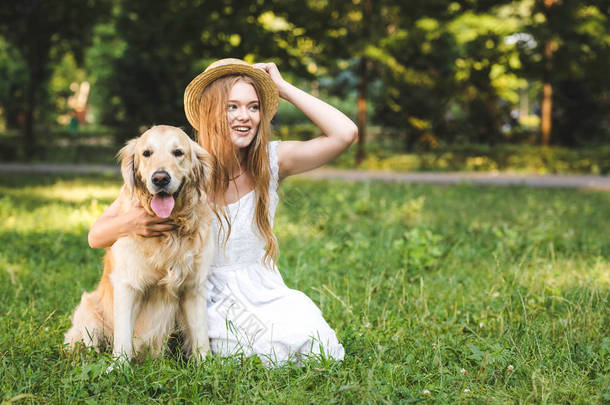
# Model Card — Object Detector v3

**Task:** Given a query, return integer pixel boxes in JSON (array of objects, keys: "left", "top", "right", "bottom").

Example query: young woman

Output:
[{"left": 88, "top": 58, "right": 358, "bottom": 365}]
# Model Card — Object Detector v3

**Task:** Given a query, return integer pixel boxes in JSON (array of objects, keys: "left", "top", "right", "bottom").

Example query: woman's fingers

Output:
[
  {"left": 145, "top": 216, "right": 172, "bottom": 224},
  {"left": 252, "top": 63, "right": 272, "bottom": 78},
  {"left": 131, "top": 212, "right": 175, "bottom": 237},
  {"left": 149, "top": 222, "right": 176, "bottom": 232},
  {"left": 143, "top": 218, "right": 175, "bottom": 233},
  {"left": 252, "top": 62, "right": 270, "bottom": 71},
  {"left": 253, "top": 62, "right": 285, "bottom": 91},
  {"left": 138, "top": 225, "right": 174, "bottom": 238}
]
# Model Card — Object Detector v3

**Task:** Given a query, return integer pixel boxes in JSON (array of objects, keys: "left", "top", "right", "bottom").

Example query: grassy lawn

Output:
[{"left": 0, "top": 174, "right": 608, "bottom": 403}]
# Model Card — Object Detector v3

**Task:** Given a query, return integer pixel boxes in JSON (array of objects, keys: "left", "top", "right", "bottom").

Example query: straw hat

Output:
[{"left": 184, "top": 58, "right": 279, "bottom": 131}]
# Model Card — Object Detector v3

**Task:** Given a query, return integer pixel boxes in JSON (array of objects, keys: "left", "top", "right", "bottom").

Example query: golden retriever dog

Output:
[{"left": 64, "top": 125, "right": 214, "bottom": 364}]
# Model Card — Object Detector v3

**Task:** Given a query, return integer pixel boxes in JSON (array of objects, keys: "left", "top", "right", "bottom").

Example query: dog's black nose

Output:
[{"left": 152, "top": 171, "right": 171, "bottom": 188}]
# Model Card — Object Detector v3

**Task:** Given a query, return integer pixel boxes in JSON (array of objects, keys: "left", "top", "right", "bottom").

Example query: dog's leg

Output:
[
  {"left": 64, "top": 291, "right": 103, "bottom": 350},
  {"left": 111, "top": 280, "right": 140, "bottom": 363},
  {"left": 181, "top": 282, "right": 210, "bottom": 363}
]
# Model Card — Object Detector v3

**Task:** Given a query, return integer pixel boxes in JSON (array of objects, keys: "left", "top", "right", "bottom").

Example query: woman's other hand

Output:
[
  {"left": 252, "top": 62, "right": 289, "bottom": 98},
  {"left": 124, "top": 202, "right": 176, "bottom": 238}
]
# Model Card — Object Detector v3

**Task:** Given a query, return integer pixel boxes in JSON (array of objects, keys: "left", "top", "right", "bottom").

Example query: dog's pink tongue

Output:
[{"left": 151, "top": 194, "right": 175, "bottom": 218}]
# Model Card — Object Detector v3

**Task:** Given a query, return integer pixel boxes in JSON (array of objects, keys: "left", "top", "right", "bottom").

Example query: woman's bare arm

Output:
[
  {"left": 88, "top": 198, "right": 175, "bottom": 249},
  {"left": 253, "top": 62, "right": 358, "bottom": 180}
]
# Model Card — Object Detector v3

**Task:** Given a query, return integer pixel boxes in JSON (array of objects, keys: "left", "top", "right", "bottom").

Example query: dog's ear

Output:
[
  {"left": 191, "top": 141, "right": 213, "bottom": 196},
  {"left": 118, "top": 138, "right": 139, "bottom": 192}
]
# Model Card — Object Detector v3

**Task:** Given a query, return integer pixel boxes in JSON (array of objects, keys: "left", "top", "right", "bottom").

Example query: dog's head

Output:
[{"left": 119, "top": 125, "right": 212, "bottom": 218}]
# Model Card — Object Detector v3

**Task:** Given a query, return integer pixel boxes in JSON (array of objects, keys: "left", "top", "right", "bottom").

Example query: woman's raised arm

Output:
[{"left": 253, "top": 63, "right": 358, "bottom": 180}]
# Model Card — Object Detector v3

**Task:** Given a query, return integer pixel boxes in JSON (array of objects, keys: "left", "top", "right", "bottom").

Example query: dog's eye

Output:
[
  {"left": 173, "top": 150, "right": 184, "bottom": 157},
  {"left": 143, "top": 150, "right": 152, "bottom": 157}
]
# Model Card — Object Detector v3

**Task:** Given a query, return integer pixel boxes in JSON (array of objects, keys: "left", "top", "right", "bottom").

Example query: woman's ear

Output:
[
  {"left": 118, "top": 138, "right": 138, "bottom": 192},
  {"left": 191, "top": 141, "right": 213, "bottom": 197}
]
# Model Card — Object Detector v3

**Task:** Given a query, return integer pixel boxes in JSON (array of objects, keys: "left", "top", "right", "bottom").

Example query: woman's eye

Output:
[
  {"left": 173, "top": 150, "right": 184, "bottom": 157},
  {"left": 143, "top": 150, "right": 151, "bottom": 157},
  {"left": 227, "top": 104, "right": 237, "bottom": 111},
  {"left": 249, "top": 104, "right": 260, "bottom": 111}
]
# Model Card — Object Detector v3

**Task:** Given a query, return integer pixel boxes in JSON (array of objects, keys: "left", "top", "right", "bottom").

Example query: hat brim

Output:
[{"left": 184, "top": 64, "right": 279, "bottom": 131}]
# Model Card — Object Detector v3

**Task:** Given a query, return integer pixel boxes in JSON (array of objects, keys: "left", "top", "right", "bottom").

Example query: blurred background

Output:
[{"left": 0, "top": 0, "right": 608, "bottom": 173}]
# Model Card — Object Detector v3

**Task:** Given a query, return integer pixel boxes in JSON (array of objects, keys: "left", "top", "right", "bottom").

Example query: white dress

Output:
[{"left": 205, "top": 141, "right": 345, "bottom": 365}]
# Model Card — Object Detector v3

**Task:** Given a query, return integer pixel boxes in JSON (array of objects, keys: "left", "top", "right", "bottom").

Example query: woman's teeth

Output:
[{"left": 234, "top": 127, "right": 249, "bottom": 133}]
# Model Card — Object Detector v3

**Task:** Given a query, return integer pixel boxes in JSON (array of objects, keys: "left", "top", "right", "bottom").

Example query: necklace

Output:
[{"left": 229, "top": 168, "right": 244, "bottom": 181}]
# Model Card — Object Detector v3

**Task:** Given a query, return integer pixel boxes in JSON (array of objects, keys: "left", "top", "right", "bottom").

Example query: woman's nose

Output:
[{"left": 235, "top": 107, "right": 249, "bottom": 120}]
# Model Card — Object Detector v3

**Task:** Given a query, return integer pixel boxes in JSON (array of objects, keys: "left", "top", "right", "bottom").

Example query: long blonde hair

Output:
[{"left": 196, "top": 74, "right": 278, "bottom": 267}]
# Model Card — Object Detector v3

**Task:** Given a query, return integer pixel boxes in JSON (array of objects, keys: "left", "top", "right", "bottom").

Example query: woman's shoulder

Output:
[
  {"left": 267, "top": 140, "right": 280, "bottom": 187},
  {"left": 268, "top": 140, "right": 280, "bottom": 152}
]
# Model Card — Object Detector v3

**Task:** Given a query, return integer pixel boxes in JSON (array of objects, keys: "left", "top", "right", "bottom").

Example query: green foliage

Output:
[
  {"left": 517, "top": 0, "right": 610, "bottom": 145},
  {"left": 0, "top": 174, "right": 609, "bottom": 402},
  {"left": 98, "top": 0, "right": 295, "bottom": 143},
  {"left": 336, "top": 141, "right": 610, "bottom": 174},
  {"left": 0, "top": 36, "right": 28, "bottom": 131},
  {"left": 395, "top": 227, "right": 444, "bottom": 270},
  {"left": 4, "top": 127, "right": 607, "bottom": 174},
  {"left": 373, "top": 13, "right": 461, "bottom": 147},
  {"left": 0, "top": 0, "right": 112, "bottom": 155},
  {"left": 1, "top": 0, "right": 608, "bottom": 154},
  {"left": 372, "top": 2, "right": 534, "bottom": 147},
  {"left": 83, "top": 22, "right": 128, "bottom": 126}
]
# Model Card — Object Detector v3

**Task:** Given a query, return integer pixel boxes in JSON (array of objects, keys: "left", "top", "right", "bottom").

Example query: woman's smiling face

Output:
[{"left": 227, "top": 79, "right": 261, "bottom": 152}]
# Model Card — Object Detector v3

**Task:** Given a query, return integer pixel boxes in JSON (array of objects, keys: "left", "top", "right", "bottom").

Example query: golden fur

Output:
[
  {"left": 64, "top": 125, "right": 214, "bottom": 361},
  {"left": 196, "top": 75, "right": 278, "bottom": 267}
]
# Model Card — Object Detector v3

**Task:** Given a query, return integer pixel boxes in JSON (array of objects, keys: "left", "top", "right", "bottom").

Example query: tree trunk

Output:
[
  {"left": 486, "top": 96, "right": 500, "bottom": 146},
  {"left": 355, "top": 57, "right": 368, "bottom": 165},
  {"left": 519, "top": 83, "right": 529, "bottom": 118},
  {"left": 355, "top": 0, "right": 373, "bottom": 166},
  {"left": 540, "top": 0, "right": 558, "bottom": 146},
  {"left": 541, "top": 81, "right": 552, "bottom": 145},
  {"left": 24, "top": 70, "right": 37, "bottom": 158}
]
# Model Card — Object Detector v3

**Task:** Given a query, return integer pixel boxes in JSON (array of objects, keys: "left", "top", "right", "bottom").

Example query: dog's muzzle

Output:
[
  {"left": 149, "top": 171, "right": 183, "bottom": 219},
  {"left": 152, "top": 170, "right": 171, "bottom": 189}
]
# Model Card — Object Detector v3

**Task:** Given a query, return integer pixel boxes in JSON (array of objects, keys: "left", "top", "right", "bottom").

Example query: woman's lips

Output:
[{"left": 231, "top": 126, "right": 251, "bottom": 135}]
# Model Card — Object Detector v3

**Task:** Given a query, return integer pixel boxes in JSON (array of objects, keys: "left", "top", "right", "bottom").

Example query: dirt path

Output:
[
  {"left": 0, "top": 163, "right": 608, "bottom": 191},
  {"left": 302, "top": 168, "right": 610, "bottom": 190}
]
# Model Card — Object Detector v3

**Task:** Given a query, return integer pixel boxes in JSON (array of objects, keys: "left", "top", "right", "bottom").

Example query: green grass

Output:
[{"left": 0, "top": 174, "right": 608, "bottom": 403}]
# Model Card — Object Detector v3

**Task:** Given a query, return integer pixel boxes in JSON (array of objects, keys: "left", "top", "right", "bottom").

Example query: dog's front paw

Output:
[
  {"left": 106, "top": 355, "right": 130, "bottom": 374},
  {"left": 191, "top": 347, "right": 210, "bottom": 365}
]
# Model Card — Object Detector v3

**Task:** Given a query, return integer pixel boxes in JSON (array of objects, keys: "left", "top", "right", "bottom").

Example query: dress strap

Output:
[{"left": 268, "top": 140, "right": 280, "bottom": 190}]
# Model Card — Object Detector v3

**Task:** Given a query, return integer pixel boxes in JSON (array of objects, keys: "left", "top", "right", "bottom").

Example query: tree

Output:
[
  {"left": 372, "top": 2, "right": 520, "bottom": 149},
  {"left": 518, "top": 0, "right": 610, "bottom": 145},
  {"left": 271, "top": 0, "right": 406, "bottom": 164},
  {"left": 272, "top": 0, "right": 523, "bottom": 155},
  {"left": 540, "top": 0, "right": 559, "bottom": 145},
  {"left": 95, "top": 0, "right": 293, "bottom": 143},
  {"left": 0, "top": 36, "right": 28, "bottom": 130},
  {"left": 446, "top": 5, "right": 524, "bottom": 145},
  {"left": 373, "top": 16, "right": 460, "bottom": 149},
  {"left": 0, "top": 0, "right": 112, "bottom": 157}
]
